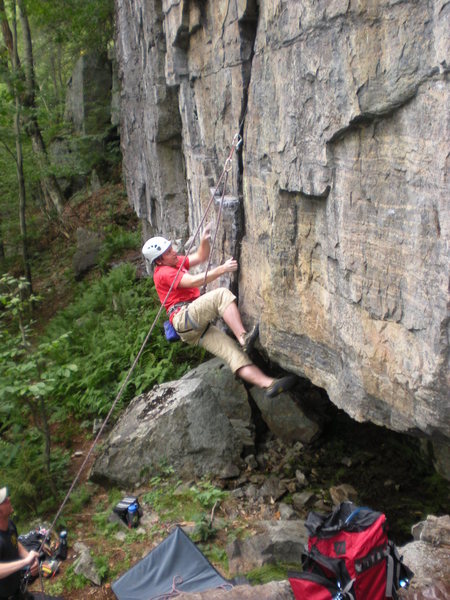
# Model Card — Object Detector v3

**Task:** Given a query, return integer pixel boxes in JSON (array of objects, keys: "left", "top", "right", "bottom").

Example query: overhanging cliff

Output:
[{"left": 115, "top": 0, "right": 449, "bottom": 473}]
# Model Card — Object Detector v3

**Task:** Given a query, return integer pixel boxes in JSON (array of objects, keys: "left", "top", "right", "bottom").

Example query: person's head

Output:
[
  {"left": 142, "top": 236, "right": 177, "bottom": 270},
  {"left": 0, "top": 487, "right": 12, "bottom": 522}
]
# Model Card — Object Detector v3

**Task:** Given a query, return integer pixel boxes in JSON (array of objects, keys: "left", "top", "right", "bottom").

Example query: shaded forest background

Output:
[{"left": 0, "top": 0, "right": 205, "bottom": 521}]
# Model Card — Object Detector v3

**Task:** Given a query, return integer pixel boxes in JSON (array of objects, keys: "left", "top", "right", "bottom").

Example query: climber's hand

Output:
[
  {"left": 201, "top": 222, "right": 212, "bottom": 242},
  {"left": 222, "top": 258, "right": 238, "bottom": 273}
]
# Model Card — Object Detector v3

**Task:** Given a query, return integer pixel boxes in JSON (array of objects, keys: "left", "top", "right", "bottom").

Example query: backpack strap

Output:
[
  {"left": 340, "top": 578, "right": 356, "bottom": 600},
  {"left": 386, "top": 546, "right": 396, "bottom": 598},
  {"left": 386, "top": 540, "right": 414, "bottom": 597},
  {"left": 306, "top": 545, "right": 353, "bottom": 588}
]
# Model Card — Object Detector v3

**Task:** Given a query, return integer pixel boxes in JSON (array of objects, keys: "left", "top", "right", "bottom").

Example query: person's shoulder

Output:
[
  {"left": 7, "top": 520, "right": 17, "bottom": 535},
  {"left": 154, "top": 264, "right": 172, "bottom": 277},
  {"left": 0, "top": 521, "right": 15, "bottom": 542}
]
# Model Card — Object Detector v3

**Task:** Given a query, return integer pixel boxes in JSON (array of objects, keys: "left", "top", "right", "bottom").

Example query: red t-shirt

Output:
[{"left": 154, "top": 256, "right": 200, "bottom": 321}]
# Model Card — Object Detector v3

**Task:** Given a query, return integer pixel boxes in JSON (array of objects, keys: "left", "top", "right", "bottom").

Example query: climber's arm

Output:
[
  {"left": 0, "top": 547, "right": 39, "bottom": 580},
  {"left": 188, "top": 223, "right": 212, "bottom": 268},
  {"left": 178, "top": 258, "right": 238, "bottom": 289}
]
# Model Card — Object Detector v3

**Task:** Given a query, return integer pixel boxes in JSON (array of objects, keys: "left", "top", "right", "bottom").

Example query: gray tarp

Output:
[{"left": 112, "top": 526, "right": 232, "bottom": 600}]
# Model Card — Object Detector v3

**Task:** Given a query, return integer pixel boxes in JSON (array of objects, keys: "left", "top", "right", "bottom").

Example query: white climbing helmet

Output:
[{"left": 142, "top": 236, "right": 171, "bottom": 264}]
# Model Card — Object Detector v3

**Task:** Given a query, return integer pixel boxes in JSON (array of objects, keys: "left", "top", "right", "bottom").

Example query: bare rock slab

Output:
[
  {"left": 183, "top": 581, "right": 294, "bottom": 600},
  {"left": 226, "top": 520, "right": 307, "bottom": 575},
  {"left": 398, "top": 515, "right": 450, "bottom": 599},
  {"left": 180, "top": 580, "right": 294, "bottom": 600},
  {"left": 91, "top": 360, "right": 253, "bottom": 486},
  {"left": 250, "top": 387, "right": 321, "bottom": 444}
]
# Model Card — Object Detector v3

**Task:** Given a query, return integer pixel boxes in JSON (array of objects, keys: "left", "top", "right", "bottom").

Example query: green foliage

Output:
[
  {"left": 93, "top": 553, "right": 110, "bottom": 582},
  {"left": 0, "top": 274, "right": 72, "bottom": 517},
  {"left": 28, "top": 0, "right": 114, "bottom": 56},
  {"left": 61, "top": 564, "right": 89, "bottom": 591},
  {"left": 0, "top": 0, "right": 117, "bottom": 276},
  {"left": 41, "top": 263, "right": 204, "bottom": 417},
  {"left": 0, "top": 435, "right": 70, "bottom": 519},
  {"left": 143, "top": 473, "right": 228, "bottom": 531},
  {"left": 189, "top": 481, "right": 228, "bottom": 510},
  {"left": 98, "top": 228, "right": 141, "bottom": 271},
  {"left": 198, "top": 543, "right": 228, "bottom": 571},
  {"left": 0, "top": 266, "right": 205, "bottom": 520},
  {"left": 67, "top": 484, "right": 95, "bottom": 516},
  {"left": 92, "top": 506, "right": 120, "bottom": 538},
  {"left": 246, "top": 563, "right": 302, "bottom": 585},
  {"left": 0, "top": 273, "right": 38, "bottom": 332},
  {"left": 191, "top": 516, "right": 217, "bottom": 543}
]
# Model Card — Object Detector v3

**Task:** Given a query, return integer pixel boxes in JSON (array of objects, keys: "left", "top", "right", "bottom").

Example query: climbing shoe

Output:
[
  {"left": 242, "top": 324, "right": 259, "bottom": 354},
  {"left": 265, "top": 374, "right": 298, "bottom": 398}
]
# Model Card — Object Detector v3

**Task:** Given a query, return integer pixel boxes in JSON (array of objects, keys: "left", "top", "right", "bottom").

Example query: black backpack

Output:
[
  {"left": 113, "top": 496, "right": 142, "bottom": 528},
  {"left": 18, "top": 528, "right": 52, "bottom": 559}
]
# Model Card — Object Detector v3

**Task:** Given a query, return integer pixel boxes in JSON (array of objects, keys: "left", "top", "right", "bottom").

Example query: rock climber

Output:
[
  {"left": 0, "top": 486, "right": 39, "bottom": 600},
  {"left": 142, "top": 224, "right": 297, "bottom": 397}
]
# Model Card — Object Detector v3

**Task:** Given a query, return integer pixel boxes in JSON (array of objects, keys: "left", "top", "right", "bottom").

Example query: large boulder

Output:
[
  {"left": 72, "top": 228, "right": 103, "bottom": 279},
  {"left": 115, "top": 0, "right": 450, "bottom": 478},
  {"left": 250, "top": 387, "right": 321, "bottom": 444},
  {"left": 399, "top": 515, "right": 450, "bottom": 599},
  {"left": 226, "top": 520, "right": 308, "bottom": 575},
  {"left": 90, "top": 360, "right": 253, "bottom": 485}
]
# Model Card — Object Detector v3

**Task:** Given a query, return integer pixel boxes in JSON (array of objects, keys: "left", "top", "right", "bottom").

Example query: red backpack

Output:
[{"left": 289, "top": 502, "right": 413, "bottom": 600}]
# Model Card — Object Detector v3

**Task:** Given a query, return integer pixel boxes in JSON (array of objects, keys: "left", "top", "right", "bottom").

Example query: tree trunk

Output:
[
  {"left": 17, "top": 0, "right": 64, "bottom": 215},
  {"left": 14, "top": 96, "right": 32, "bottom": 289},
  {"left": 0, "top": 0, "right": 65, "bottom": 216},
  {"left": 7, "top": 0, "right": 32, "bottom": 290},
  {"left": 38, "top": 396, "right": 58, "bottom": 498}
]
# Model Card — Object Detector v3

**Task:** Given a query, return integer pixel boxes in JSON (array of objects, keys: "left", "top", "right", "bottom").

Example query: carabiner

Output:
[{"left": 233, "top": 133, "right": 243, "bottom": 150}]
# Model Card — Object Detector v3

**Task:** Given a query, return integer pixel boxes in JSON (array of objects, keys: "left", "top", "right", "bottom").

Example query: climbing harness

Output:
[{"left": 26, "top": 127, "right": 243, "bottom": 598}]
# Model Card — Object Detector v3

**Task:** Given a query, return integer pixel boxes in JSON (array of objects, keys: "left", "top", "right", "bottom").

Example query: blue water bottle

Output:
[
  {"left": 127, "top": 502, "right": 139, "bottom": 528},
  {"left": 56, "top": 530, "right": 68, "bottom": 560}
]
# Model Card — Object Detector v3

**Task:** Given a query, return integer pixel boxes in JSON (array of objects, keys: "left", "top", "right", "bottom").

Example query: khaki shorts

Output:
[{"left": 172, "top": 288, "right": 253, "bottom": 373}]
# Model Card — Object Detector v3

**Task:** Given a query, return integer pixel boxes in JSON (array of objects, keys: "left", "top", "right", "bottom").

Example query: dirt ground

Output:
[{"left": 26, "top": 408, "right": 449, "bottom": 600}]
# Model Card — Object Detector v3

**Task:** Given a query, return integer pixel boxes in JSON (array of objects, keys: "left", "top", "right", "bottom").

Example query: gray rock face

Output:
[
  {"left": 72, "top": 228, "right": 103, "bottom": 279},
  {"left": 399, "top": 515, "right": 450, "bottom": 599},
  {"left": 90, "top": 362, "right": 253, "bottom": 486},
  {"left": 115, "top": 1, "right": 450, "bottom": 475},
  {"left": 250, "top": 387, "right": 321, "bottom": 444},
  {"left": 226, "top": 520, "right": 308, "bottom": 575},
  {"left": 115, "top": 0, "right": 188, "bottom": 242},
  {"left": 411, "top": 514, "right": 450, "bottom": 547},
  {"left": 73, "top": 541, "right": 102, "bottom": 586},
  {"left": 179, "top": 580, "right": 295, "bottom": 600},
  {"left": 65, "top": 53, "right": 112, "bottom": 135}
]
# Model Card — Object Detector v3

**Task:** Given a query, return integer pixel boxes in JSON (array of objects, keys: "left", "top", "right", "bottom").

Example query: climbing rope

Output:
[
  {"left": 201, "top": 132, "right": 242, "bottom": 294},
  {"left": 27, "top": 128, "right": 243, "bottom": 596},
  {"left": 149, "top": 575, "right": 233, "bottom": 599}
]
